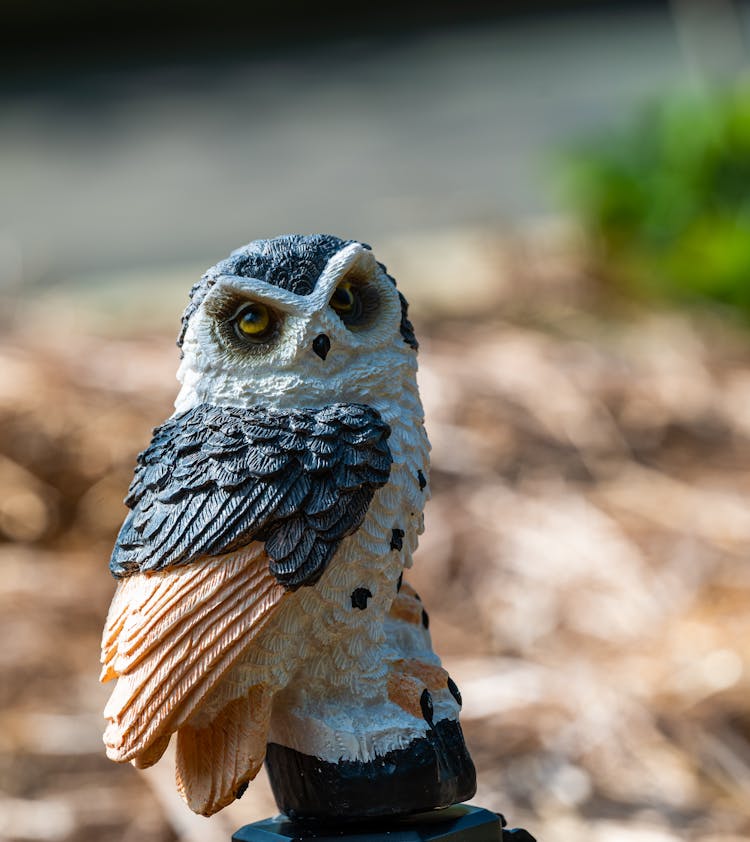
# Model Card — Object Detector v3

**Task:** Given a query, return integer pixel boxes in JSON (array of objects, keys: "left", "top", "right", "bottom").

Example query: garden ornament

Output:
[{"left": 100, "top": 234, "right": 477, "bottom": 821}]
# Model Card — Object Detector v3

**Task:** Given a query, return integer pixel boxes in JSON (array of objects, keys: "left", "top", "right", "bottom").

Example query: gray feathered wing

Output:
[{"left": 110, "top": 401, "right": 392, "bottom": 588}]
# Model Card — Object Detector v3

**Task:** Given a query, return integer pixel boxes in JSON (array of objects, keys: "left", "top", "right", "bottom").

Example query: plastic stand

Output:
[{"left": 232, "top": 804, "right": 536, "bottom": 842}]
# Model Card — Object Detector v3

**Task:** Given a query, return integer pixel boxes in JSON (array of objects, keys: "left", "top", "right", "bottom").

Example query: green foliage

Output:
[{"left": 561, "top": 83, "right": 750, "bottom": 319}]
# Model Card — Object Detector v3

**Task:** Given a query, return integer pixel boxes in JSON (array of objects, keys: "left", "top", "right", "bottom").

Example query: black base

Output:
[
  {"left": 233, "top": 804, "right": 504, "bottom": 842},
  {"left": 264, "top": 719, "right": 477, "bottom": 821}
]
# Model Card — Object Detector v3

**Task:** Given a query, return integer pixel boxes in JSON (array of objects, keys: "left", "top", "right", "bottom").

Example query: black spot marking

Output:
[
  {"left": 417, "top": 470, "right": 427, "bottom": 491},
  {"left": 447, "top": 677, "right": 462, "bottom": 707},
  {"left": 413, "top": 591, "right": 422, "bottom": 602},
  {"left": 421, "top": 609, "right": 430, "bottom": 629},
  {"left": 396, "top": 572, "right": 403, "bottom": 592},
  {"left": 235, "top": 781, "right": 249, "bottom": 800},
  {"left": 351, "top": 587, "right": 372, "bottom": 610},
  {"left": 390, "top": 528, "right": 404, "bottom": 551},
  {"left": 398, "top": 293, "right": 419, "bottom": 351},
  {"left": 420, "top": 689, "right": 434, "bottom": 726}
]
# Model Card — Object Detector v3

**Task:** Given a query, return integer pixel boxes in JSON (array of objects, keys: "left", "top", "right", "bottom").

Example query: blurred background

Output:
[{"left": 3, "top": 1, "right": 750, "bottom": 840}]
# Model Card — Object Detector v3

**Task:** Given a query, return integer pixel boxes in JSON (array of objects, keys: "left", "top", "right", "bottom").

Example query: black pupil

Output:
[
  {"left": 333, "top": 286, "right": 355, "bottom": 309},
  {"left": 241, "top": 307, "right": 262, "bottom": 326}
]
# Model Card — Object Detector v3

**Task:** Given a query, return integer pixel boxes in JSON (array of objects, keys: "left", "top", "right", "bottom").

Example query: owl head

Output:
[{"left": 174, "top": 235, "right": 419, "bottom": 413}]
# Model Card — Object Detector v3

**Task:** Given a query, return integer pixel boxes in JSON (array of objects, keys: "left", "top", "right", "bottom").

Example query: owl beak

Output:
[{"left": 312, "top": 333, "right": 331, "bottom": 360}]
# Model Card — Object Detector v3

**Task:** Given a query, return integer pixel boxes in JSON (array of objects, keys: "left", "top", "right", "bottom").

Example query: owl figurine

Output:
[{"left": 100, "top": 234, "right": 476, "bottom": 820}]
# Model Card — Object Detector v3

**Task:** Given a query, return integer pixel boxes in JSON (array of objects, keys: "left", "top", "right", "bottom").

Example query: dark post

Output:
[{"left": 232, "top": 805, "right": 537, "bottom": 842}]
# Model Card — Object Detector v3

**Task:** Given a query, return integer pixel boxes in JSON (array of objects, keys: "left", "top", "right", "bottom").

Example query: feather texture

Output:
[
  {"left": 101, "top": 547, "right": 285, "bottom": 764},
  {"left": 175, "top": 685, "right": 272, "bottom": 815},
  {"left": 110, "top": 402, "right": 392, "bottom": 589}
]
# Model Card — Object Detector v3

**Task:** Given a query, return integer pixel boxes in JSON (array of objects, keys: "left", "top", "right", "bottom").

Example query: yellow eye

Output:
[
  {"left": 234, "top": 302, "right": 272, "bottom": 339},
  {"left": 330, "top": 281, "right": 356, "bottom": 314}
]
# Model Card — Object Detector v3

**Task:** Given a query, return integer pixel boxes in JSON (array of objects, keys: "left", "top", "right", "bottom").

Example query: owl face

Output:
[{"left": 175, "top": 238, "right": 416, "bottom": 412}]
